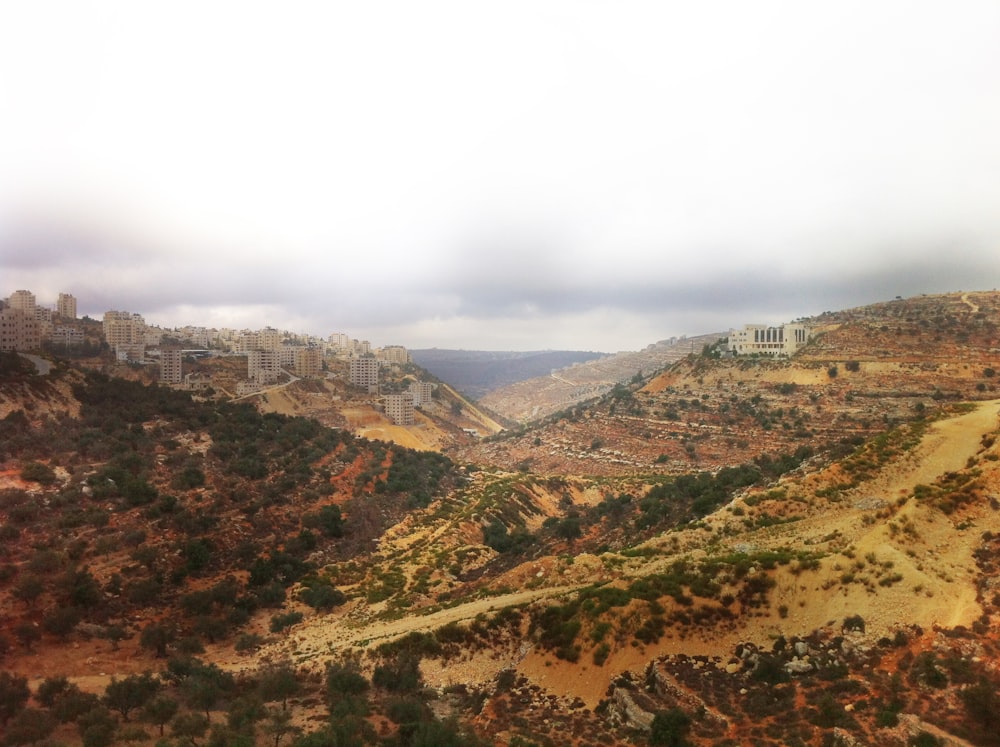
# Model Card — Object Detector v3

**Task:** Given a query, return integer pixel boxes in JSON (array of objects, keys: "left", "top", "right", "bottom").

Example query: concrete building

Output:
[
  {"left": 161, "top": 349, "right": 183, "bottom": 385},
  {"left": 57, "top": 293, "right": 77, "bottom": 319},
  {"left": 383, "top": 393, "right": 415, "bottom": 425},
  {"left": 7, "top": 290, "right": 36, "bottom": 315},
  {"left": 409, "top": 381, "right": 434, "bottom": 406},
  {"left": 294, "top": 347, "right": 322, "bottom": 378},
  {"left": 378, "top": 345, "right": 410, "bottom": 365},
  {"left": 51, "top": 326, "right": 84, "bottom": 347},
  {"left": 103, "top": 311, "right": 146, "bottom": 346},
  {"left": 349, "top": 356, "right": 380, "bottom": 393},
  {"left": 248, "top": 349, "right": 281, "bottom": 384},
  {"left": 729, "top": 323, "right": 810, "bottom": 357},
  {"left": 0, "top": 307, "right": 41, "bottom": 352}
]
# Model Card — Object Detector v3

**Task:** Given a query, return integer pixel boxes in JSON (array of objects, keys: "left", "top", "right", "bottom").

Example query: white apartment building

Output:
[
  {"left": 161, "top": 349, "right": 183, "bottom": 385},
  {"left": 349, "top": 357, "right": 380, "bottom": 393},
  {"left": 729, "top": 323, "right": 810, "bottom": 357},
  {"left": 383, "top": 393, "right": 415, "bottom": 425},
  {"left": 57, "top": 293, "right": 77, "bottom": 319},
  {"left": 409, "top": 381, "right": 434, "bottom": 406}
]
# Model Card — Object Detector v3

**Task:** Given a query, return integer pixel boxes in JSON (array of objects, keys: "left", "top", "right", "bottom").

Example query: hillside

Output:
[
  {"left": 409, "top": 349, "right": 608, "bottom": 400},
  {"left": 0, "top": 291, "right": 999, "bottom": 746},
  {"left": 478, "top": 333, "right": 724, "bottom": 423}
]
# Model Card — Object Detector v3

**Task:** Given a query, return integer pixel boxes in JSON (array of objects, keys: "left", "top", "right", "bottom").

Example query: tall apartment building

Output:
[
  {"left": 103, "top": 311, "right": 146, "bottom": 346},
  {"left": 0, "top": 307, "right": 41, "bottom": 352},
  {"left": 329, "top": 332, "right": 351, "bottom": 352},
  {"left": 383, "top": 393, "right": 415, "bottom": 425},
  {"left": 378, "top": 345, "right": 410, "bottom": 365},
  {"left": 294, "top": 347, "right": 322, "bottom": 378},
  {"left": 248, "top": 349, "right": 281, "bottom": 384},
  {"left": 161, "top": 349, "right": 183, "bottom": 385},
  {"left": 409, "top": 381, "right": 434, "bottom": 406},
  {"left": 56, "top": 293, "right": 77, "bottom": 319},
  {"left": 7, "top": 290, "right": 36, "bottom": 315},
  {"left": 349, "top": 357, "right": 380, "bottom": 393},
  {"left": 729, "top": 323, "right": 810, "bottom": 357}
]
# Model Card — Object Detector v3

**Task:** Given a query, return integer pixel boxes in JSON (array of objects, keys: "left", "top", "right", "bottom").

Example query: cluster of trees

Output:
[{"left": 0, "top": 653, "right": 488, "bottom": 747}]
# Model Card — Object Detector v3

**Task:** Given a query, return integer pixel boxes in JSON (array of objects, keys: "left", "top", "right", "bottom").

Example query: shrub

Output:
[{"left": 269, "top": 612, "right": 303, "bottom": 633}]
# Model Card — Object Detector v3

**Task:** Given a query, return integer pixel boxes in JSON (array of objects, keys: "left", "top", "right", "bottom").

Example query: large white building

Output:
[{"left": 729, "top": 323, "right": 810, "bottom": 357}]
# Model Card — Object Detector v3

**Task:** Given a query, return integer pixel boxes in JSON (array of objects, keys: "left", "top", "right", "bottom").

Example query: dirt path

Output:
[{"left": 239, "top": 585, "right": 584, "bottom": 671}]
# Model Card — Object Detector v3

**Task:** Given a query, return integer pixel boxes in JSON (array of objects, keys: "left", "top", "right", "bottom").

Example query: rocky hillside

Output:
[
  {"left": 478, "top": 332, "right": 724, "bottom": 423},
  {"left": 0, "top": 291, "right": 998, "bottom": 747}
]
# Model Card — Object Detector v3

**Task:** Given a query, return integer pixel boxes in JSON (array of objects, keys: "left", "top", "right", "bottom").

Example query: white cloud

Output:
[{"left": 2, "top": 1, "right": 999, "bottom": 351}]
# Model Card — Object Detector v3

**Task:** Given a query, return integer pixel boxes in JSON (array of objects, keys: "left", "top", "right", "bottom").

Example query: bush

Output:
[{"left": 269, "top": 612, "right": 303, "bottom": 633}]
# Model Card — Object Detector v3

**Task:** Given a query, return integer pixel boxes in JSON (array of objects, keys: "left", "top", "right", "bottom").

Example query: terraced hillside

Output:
[{"left": 0, "top": 290, "right": 999, "bottom": 746}]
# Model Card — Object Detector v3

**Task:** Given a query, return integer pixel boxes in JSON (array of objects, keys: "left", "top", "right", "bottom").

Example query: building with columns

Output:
[{"left": 729, "top": 323, "right": 810, "bottom": 357}]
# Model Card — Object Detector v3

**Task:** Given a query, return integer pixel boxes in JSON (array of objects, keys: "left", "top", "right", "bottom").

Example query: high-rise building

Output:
[
  {"left": 349, "top": 357, "right": 380, "bottom": 392},
  {"left": 0, "top": 307, "right": 40, "bottom": 352},
  {"left": 248, "top": 349, "right": 281, "bottom": 384},
  {"left": 7, "top": 290, "right": 36, "bottom": 315},
  {"left": 294, "top": 347, "right": 322, "bottom": 378},
  {"left": 409, "top": 381, "right": 434, "bottom": 406},
  {"left": 57, "top": 293, "right": 77, "bottom": 319},
  {"left": 161, "top": 349, "right": 183, "bottom": 385},
  {"left": 103, "top": 311, "right": 146, "bottom": 346},
  {"left": 383, "top": 393, "right": 415, "bottom": 425}
]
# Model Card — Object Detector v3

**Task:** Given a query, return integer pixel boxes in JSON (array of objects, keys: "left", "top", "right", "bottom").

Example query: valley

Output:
[{"left": 1, "top": 290, "right": 999, "bottom": 746}]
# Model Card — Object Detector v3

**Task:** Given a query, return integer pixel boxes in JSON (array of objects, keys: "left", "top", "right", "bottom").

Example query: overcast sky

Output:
[{"left": 2, "top": 2, "right": 999, "bottom": 352}]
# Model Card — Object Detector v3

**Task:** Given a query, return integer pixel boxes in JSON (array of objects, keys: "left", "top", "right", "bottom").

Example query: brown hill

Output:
[{"left": 1, "top": 290, "right": 999, "bottom": 746}]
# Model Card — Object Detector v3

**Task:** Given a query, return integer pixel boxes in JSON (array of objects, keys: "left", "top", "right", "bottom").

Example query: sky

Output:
[{"left": 2, "top": 1, "right": 1000, "bottom": 353}]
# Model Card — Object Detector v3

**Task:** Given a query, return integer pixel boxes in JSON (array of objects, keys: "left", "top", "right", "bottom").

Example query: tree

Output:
[
  {"left": 650, "top": 707, "right": 692, "bottom": 746},
  {"left": 263, "top": 707, "right": 301, "bottom": 747},
  {"left": 12, "top": 573, "right": 44, "bottom": 607},
  {"left": 171, "top": 711, "right": 210, "bottom": 746},
  {"left": 77, "top": 706, "right": 117, "bottom": 747},
  {"left": 141, "top": 695, "right": 179, "bottom": 737},
  {"left": 140, "top": 621, "right": 175, "bottom": 658},
  {"left": 103, "top": 672, "right": 160, "bottom": 722},
  {"left": 43, "top": 605, "right": 82, "bottom": 641},
  {"left": 258, "top": 661, "right": 301, "bottom": 710},
  {"left": 0, "top": 671, "right": 30, "bottom": 725},
  {"left": 3, "top": 707, "right": 57, "bottom": 745},
  {"left": 13, "top": 622, "right": 40, "bottom": 652}
]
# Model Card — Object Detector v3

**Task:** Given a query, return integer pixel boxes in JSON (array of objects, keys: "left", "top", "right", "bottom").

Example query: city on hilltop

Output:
[{"left": 0, "top": 288, "right": 434, "bottom": 426}]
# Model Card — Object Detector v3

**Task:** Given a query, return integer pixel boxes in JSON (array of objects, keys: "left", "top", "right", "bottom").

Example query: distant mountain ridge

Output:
[
  {"left": 478, "top": 332, "right": 725, "bottom": 422},
  {"left": 409, "top": 348, "right": 608, "bottom": 399}
]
